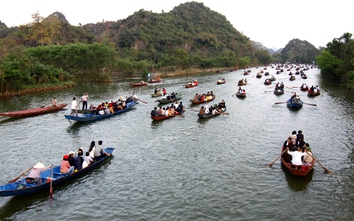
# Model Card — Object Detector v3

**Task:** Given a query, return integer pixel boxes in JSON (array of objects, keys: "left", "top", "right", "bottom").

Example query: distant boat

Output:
[{"left": 0, "top": 103, "right": 67, "bottom": 118}]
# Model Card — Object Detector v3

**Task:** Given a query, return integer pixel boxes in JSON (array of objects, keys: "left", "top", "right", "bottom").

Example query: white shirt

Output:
[
  {"left": 287, "top": 151, "right": 306, "bottom": 165},
  {"left": 71, "top": 100, "right": 77, "bottom": 110}
]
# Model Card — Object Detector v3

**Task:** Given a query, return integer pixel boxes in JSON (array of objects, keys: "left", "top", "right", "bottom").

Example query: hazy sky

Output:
[{"left": 1, "top": 0, "right": 352, "bottom": 49}]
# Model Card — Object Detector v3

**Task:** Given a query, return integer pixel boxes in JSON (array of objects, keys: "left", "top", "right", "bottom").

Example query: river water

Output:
[{"left": 0, "top": 66, "right": 354, "bottom": 220}]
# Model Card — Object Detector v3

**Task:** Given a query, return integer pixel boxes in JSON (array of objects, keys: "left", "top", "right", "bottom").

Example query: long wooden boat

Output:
[
  {"left": 264, "top": 79, "right": 272, "bottom": 85},
  {"left": 0, "top": 103, "right": 67, "bottom": 118},
  {"left": 307, "top": 90, "right": 320, "bottom": 97},
  {"left": 190, "top": 95, "right": 216, "bottom": 104},
  {"left": 130, "top": 82, "right": 148, "bottom": 87},
  {"left": 151, "top": 109, "right": 185, "bottom": 121},
  {"left": 287, "top": 99, "right": 303, "bottom": 109},
  {"left": 151, "top": 92, "right": 163, "bottom": 97},
  {"left": 0, "top": 148, "right": 114, "bottom": 197},
  {"left": 289, "top": 76, "right": 296, "bottom": 81},
  {"left": 198, "top": 108, "right": 226, "bottom": 119},
  {"left": 64, "top": 101, "right": 136, "bottom": 122},
  {"left": 156, "top": 97, "right": 182, "bottom": 104},
  {"left": 235, "top": 92, "right": 246, "bottom": 98},
  {"left": 281, "top": 146, "right": 314, "bottom": 176}
]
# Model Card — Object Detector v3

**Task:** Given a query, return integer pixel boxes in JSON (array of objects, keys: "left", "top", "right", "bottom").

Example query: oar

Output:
[
  {"left": 313, "top": 157, "right": 334, "bottom": 175},
  {"left": 303, "top": 102, "right": 317, "bottom": 106},
  {"left": 137, "top": 99, "right": 148, "bottom": 104},
  {"left": 8, "top": 166, "right": 33, "bottom": 183},
  {"left": 264, "top": 90, "right": 273, "bottom": 93},
  {"left": 221, "top": 112, "right": 229, "bottom": 115},
  {"left": 175, "top": 115, "right": 185, "bottom": 118},
  {"left": 274, "top": 101, "right": 286, "bottom": 105},
  {"left": 49, "top": 166, "right": 54, "bottom": 199},
  {"left": 269, "top": 148, "right": 287, "bottom": 167}
]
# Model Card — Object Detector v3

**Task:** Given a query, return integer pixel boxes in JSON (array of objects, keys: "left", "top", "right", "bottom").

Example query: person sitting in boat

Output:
[
  {"left": 51, "top": 97, "right": 58, "bottom": 107},
  {"left": 310, "top": 85, "right": 314, "bottom": 92},
  {"left": 238, "top": 87, "right": 242, "bottom": 93},
  {"left": 286, "top": 146, "right": 307, "bottom": 169},
  {"left": 125, "top": 96, "right": 133, "bottom": 103},
  {"left": 176, "top": 102, "right": 183, "bottom": 113},
  {"left": 194, "top": 80, "right": 198, "bottom": 86},
  {"left": 218, "top": 100, "right": 226, "bottom": 109},
  {"left": 132, "top": 93, "right": 138, "bottom": 101},
  {"left": 157, "top": 106, "right": 163, "bottom": 116},
  {"left": 303, "top": 149, "right": 313, "bottom": 166},
  {"left": 83, "top": 151, "right": 93, "bottom": 169},
  {"left": 161, "top": 107, "right": 166, "bottom": 116},
  {"left": 151, "top": 107, "right": 158, "bottom": 117},
  {"left": 73, "top": 148, "right": 84, "bottom": 171},
  {"left": 204, "top": 104, "right": 210, "bottom": 114},
  {"left": 154, "top": 88, "right": 159, "bottom": 94},
  {"left": 199, "top": 106, "right": 205, "bottom": 115},
  {"left": 314, "top": 85, "right": 319, "bottom": 93},
  {"left": 94, "top": 140, "right": 110, "bottom": 160},
  {"left": 104, "top": 108, "right": 111, "bottom": 115},
  {"left": 193, "top": 94, "right": 199, "bottom": 101},
  {"left": 170, "top": 92, "right": 176, "bottom": 100},
  {"left": 162, "top": 88, "right": 167, "bottom": 96},
  {"left": 68, "top": 151, "right": 75, "bottom": 167},
  {"left": 242, "top": 89, "right": 246, "bottom": 94},
  {"left": 60, "top": 155, "right": 74, "bottom": 174},
  {"left": 26, "top": 162, "right": 51, "bottom": 184},
  {"left": 290, "top": 92, "right": 300, "bottom": 103}
]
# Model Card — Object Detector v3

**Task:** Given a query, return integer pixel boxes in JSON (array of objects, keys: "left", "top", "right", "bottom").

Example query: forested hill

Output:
[
  {"left": 280, "top": 39, "right": 320, "bottom": 63},
  {"left": 81, "top": 1, "right": 257, "bottom": 61}
]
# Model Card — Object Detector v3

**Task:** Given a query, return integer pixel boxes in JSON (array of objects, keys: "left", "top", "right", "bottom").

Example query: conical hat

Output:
[{"left": 33, "top": 162, "right": 45, "bottom": 169}]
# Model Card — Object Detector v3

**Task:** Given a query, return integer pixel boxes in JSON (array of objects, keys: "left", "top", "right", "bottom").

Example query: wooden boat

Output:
[
  {"left": 148, "top": 78, "right": 162, "bottom": 84},
  {"left": 264, "top": 79, "right": 272, "bottom": 85},
  {"left": 151, "top": 109, "right": 185, "bottom": 121},
  {"left": 238, "top": 79, "right": 247, "bottom": 86},
  {"left": 307, "top": 89, "right": 320, "bottom": 97},
  {"left": 300, "top": 84, "right": 309, "bottom": 91},
  {"left": 64, "top": 101, "right": 136, "bottom": 122},
  {"left": 185, "top": 80, "right": 198, "bottom": 88},
  {"left": 235, "top": 92, "right": 246, "bottom": 98},
  {"left": 256, "top": 73, "right": 263, "bottom": 78},
  {"left": 198, "top": 108, "right": 226, "bottom": 119},
  {"left": 289, "top": 76, "right": 296, "bottom": 81},
  {"left": 270, "top": 76, "right": 276, "bottom": 81},
  {"left": 0, "top": 103, "right": 67, "bottom": 118},
  {"left": 130, "top": 82, "right": 148, "bottom": 87},
  {"left": 0, "top": 148, "right": 114, "bottom": 197},
  {"left": 274, "top": 88, "right": 284, "bottom": 95},
  {"left": 190, "top": 95, "right": 216, "bottom": 104},
  {"left": 151, "top": 91, "right": 163, "bottom": 97},
  {"left": 281, "top": 146, "right": 314, "bottom": 176},
  {"left": 287, "top": 98, "right": 303, "bottom": 109},
  {"left": 217, "top": 79, "right": 226, "bottom": 85},
  {"left": 300, "top": 73, "right": 308, "bottom": 79},
  {"left": 156, "top": 97, "right": 182, "bottom": 104}
]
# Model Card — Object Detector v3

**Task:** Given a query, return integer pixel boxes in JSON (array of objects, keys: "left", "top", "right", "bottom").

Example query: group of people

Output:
[
  {"left": 309, "top": 85, "right": 320, "bottom": 93},
  {"left": 282, "top": 130, "right": 313, "bottom": 167},
  {"left": 275, "top": 82, "right": 284, "bottom": 90},
  {"left": 192, "top": 91, "right": 214, "bottom": 102},
  {"left": 199, "top": 100, "right": 226, "bottom": 115},
  {"left": 25, "top": 140, "right": 111, "bottom": 185},
  {"left": 289, "top": 92, "right": 301, "bottom": 104},
  {"left": 154, "top": 88, "right": 167, "bottom": 96},
  {"left": 151, "top": 102, "right": 184, "bottom": 117},
  {"left": 187, "top": 80, "right": 198, "bottom": 87},
  {"left": 237, "top": 87, "right": 246, "bottom": 94}
]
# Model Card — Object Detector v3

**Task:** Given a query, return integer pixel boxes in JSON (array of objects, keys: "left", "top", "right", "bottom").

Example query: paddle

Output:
[
  {"left": 274, "top": 101, "right": 286, "bottom": 105},
  {"left": 264, "top": 90, "right": 273, "bottom": 93},
  {"left": 221, "top": 112, "right": 229, "bottom": 115},
  {"left": 8, "top": 166, "right": 33, "bottom": 183},
  {"left": 49, "top": 166, "right": 54, "bottom": 199},
  {"left": 303, "top": 102, "right": 317, "bottom": 106},
  {"left": 175, "top": 115, "right": 185, "bottom": 118},
  {"left": 313, "top": 157, "right": 334, "bottom": 175},
  {"left": 137, "top": 99, "right": 148, "bottom": 104},
  {"left": 268, "top": 148, "right": 288, "bottom": 167}
]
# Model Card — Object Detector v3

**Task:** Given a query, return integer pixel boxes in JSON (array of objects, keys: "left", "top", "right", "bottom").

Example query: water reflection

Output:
[{"left": 282, "top": 164, "right": 314, "bottom": 191}]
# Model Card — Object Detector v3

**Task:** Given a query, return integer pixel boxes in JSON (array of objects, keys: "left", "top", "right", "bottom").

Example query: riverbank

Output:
[{"left": 0, "top": 84, "right": 75, "bottom": 98}]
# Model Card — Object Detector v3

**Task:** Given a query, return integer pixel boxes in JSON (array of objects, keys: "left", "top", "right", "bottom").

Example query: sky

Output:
[{"left": 1, "top": 0, "right": 353, "bottom": 49}]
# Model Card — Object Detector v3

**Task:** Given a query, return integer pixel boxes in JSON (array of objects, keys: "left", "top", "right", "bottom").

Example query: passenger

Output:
[
  {"left": 51, "top": 97, "right": 58, "bottom": 107},
  {"left": 161, "top": 107, "right": 166, "bottom": 116},
  {"left": 94, "top": 140, "right": 110, "bottom": 160},
  {"left": 132, "top": 93, "right": 138, "bottom": 100},
  {"left": 289, "top": 131, "right": 297, "bottom": 145},
  {"left": 68, "top": 151, "right": 75, "bottom": 167},
  {"left": 73, "top": 148, "right": 84, "bottom": 171},
  {"left": 193, "top": 94, "right": 199, "bottom": 101},
  {"left": 204, "top": 104, "right": 210, "bottom": 114},
  {"left": 286, "top": 146, "right": 307, "bottom": 168},
  {"left": 151, "top": 107, "right": 158, "bottom": 117},
  {"left": 218, "top": 100, "right": 226, "bottom": 109},
  {"left": 104, "top": 108, "right": 111, "bottom": 115},
  {"left": 88, "top": 141, "right": 96, "bottom": 160},
  {"left": 157, "top": 106, "right": 163, "bottom": 116},
  {"left": 60, "top": 155, "right": 74, "bottom": 174},
  {"left": 283, "top": 137, "right": 294, "bottom": 150},
  {"left": 26, "top": 162, "right": 51, "bottom": 184},
  {"left": 83, "top": 152, "right": 93, "bottom": 168},
  {"left": 199, "top": 106, "right": 205, "bottom": 115},
  {"left": 176, "top": 102, "right": 183, "bottom": 113},
  {"left": 296, "top": 130, "right": 304, "bottom": 143},
  {"left": 303, "top": 150, "right": 313, "bottom": 165},
  {"left": 162, "top": 88, "right": 167, "bottom": 96}
]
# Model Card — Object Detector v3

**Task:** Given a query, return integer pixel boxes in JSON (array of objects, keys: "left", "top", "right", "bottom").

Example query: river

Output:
[{"left": 0, "top": 66, "right": 354, "bottom": 220}]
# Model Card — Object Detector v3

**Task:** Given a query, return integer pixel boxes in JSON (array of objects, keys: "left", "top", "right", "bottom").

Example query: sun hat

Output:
[
  {"left": 33, "top": 162, "right": 45, "bottom": 169},
  {"left": 69, "top": 151, "right": 75, "bottom": 155}
]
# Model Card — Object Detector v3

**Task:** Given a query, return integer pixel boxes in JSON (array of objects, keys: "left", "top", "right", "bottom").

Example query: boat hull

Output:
[
  {"left": 0, "top": 148, "right": 114, "bottom": 197},
  {"left": 281, "top": 147, "right": 314, "bottom": 177},
  {"left": 0, "top": 103, "right": 67, "bottom": 118},
  {"left": 64, "top": 101, "right": 136, "bottom": 122},
  {"left": 190, "top": 95, "right": 216, "bottom": 104},
  {"left": 198, "top": 108, "right": 226, "bottom": 119}
]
